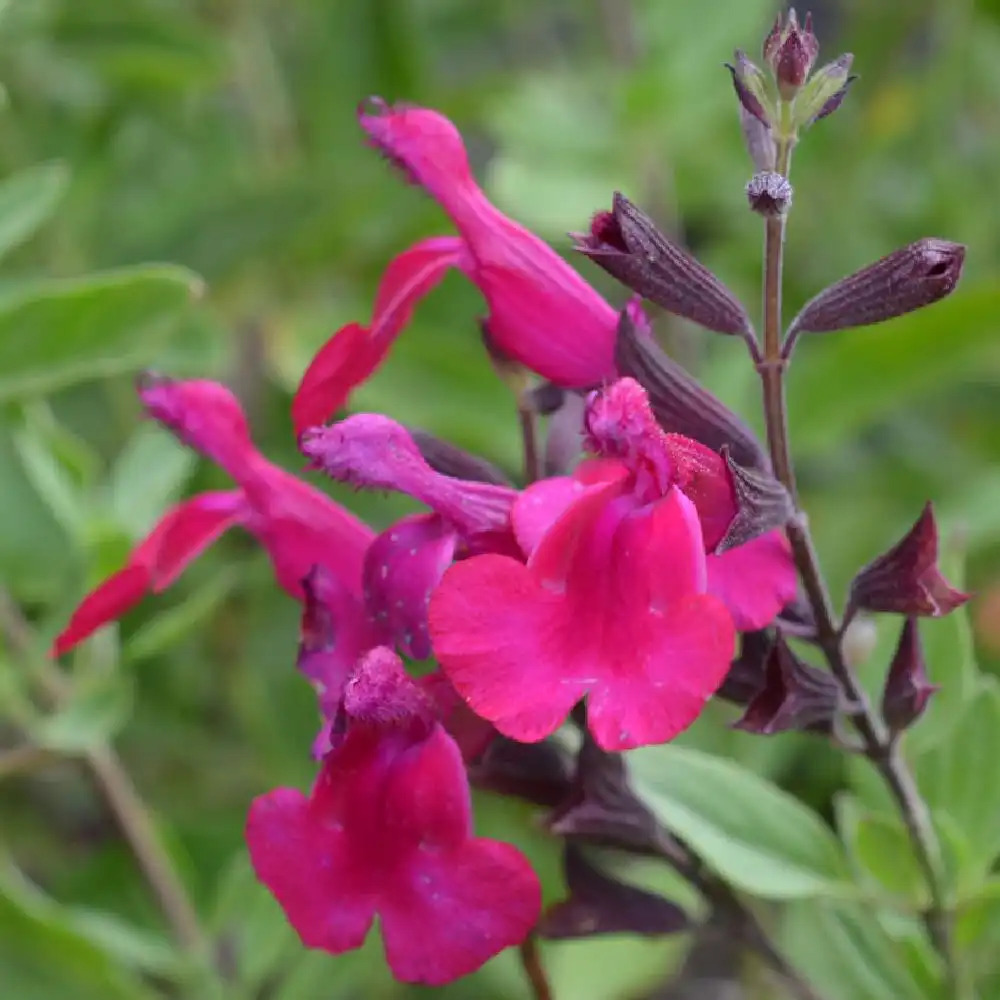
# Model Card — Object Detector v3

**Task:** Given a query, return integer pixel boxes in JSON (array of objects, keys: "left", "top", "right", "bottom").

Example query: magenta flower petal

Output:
[
  {"left": 363, "top": 514, "right": 457, "bottom": 659},
  {"left": 247, "top": 648, "right": 540, "bottom": 984},
  {"left": 138, "top": 375, "right": 255, "bottom": 481},
  {"left": 511, "top": 476, "right": 588, "bottom": 556},
  {"left": 430, "top": 483, "right": 735, "bottom": 750},
  {"left": 246, "top": 784, "right": 377, "bottom": 954},
  {"left": 301, "top": 414, "right": 516, "bottom": 547},
  {"left": 359, "top": 99, "right": 618, "bottom": 387},
  {"left": 51, "top": 490, "right": 245, "bottom": 656},
  {"left": 707, "top": 530, "right": 799, "bottom": 630},
  {"left": 292, "top": 236, "right": 465, "bottom": 432},
  {"left": 379, "top": 838, "right": 541, "bottom": 985}
]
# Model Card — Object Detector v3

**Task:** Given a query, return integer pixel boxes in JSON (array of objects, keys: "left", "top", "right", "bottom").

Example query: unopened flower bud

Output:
[
  {"left": 715, "top": 446, "right": 794, "bottom": 552},
  {"left": 538, "top": 847, "right": 690, "bottom": 940},
  {"left": 575, "top": 193, "right": 753, "bottom": 337},
  {"left": 725, "top": 50, "right": 773, "bottom": 126},
  {"left": 847, "top": 503, "right": 970, "bottom": 619},
  {"left": 408, "top": 427, "right": 512, "bottom": 486},
  {"left": 746, "top": 171, "right": 792, "bottom": 217},
  {"left": 805, "top": 57, "right": 857, "bottom": 125},
  {"left": 881, "top": 617, "right": 938, "bottom": 736},
  {"left": 547, "top": 735, "right": 661, "bottom": 852},
  {"left": 763, "top": 9, "right": 819, "bottom": 100},
  {"left": 733, "top": 634, "right": 841, "bottom": 735},
  {"left": 787, "top": 238, "right": 966, "bottom": 340}
]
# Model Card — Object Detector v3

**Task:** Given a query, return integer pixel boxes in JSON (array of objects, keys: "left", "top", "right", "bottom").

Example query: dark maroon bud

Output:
[
  {"left": 715, "top": 446, "right": 794, "bottom": 553},
  {"left": 763, "top": 9, "right": 819, "bottom": 100},
  {"left": 574, "top": 192, "right": 754, "bottom": 337},
  {"left": 407, "top": 427, "right": 512, "bottom": 486},
  {"left": 547, "top": 734, "right": 662, "bottom": 853},
  {"left": 847, "top": 503, "right": 970, "bottom": 619},
  {"left": 468, "top": 736, "right": 574, "bottom": 808},
  {"left": 543, "top": 390, "right": 586, "bottom": 477},
  {"left": 725, "top": 51, "right": 772, "bottom": 126},
  {"left": 614, "top": 304, "right": 769, "bottom": 471},
  {"left": 746, "top": 171, "right": 792, "bottom": 217},
  {"left": 881, "top": 617, "right": 939, "bottom": 736},
  {"left": 716, "top": 630, "right": 772, "bottom": 705},
  {"left": 537, "top": 846, "right": 690, "bottom": 940},
  {"left": 733, "top": 634, "right": 841, "bottom": 735},
  {"left": 786, "top": 239, "right": 966, "bottom": 341}
]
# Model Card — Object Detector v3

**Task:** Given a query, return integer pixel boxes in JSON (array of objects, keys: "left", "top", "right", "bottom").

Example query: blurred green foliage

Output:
[{"left": 2, "top": 0, "right": 1000, "bottom": 997}]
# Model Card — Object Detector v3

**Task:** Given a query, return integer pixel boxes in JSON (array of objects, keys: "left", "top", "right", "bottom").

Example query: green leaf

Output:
[
  {"left": 32, "top": 670, "right": 133, "bottom": 753},
  {"left": 836, "top": 793, "right": 924, "bottom": 902},
  {"left": 916, "top": 678, "right": 1000, "bottom": 876},
  {"left": 0, "top": 162, "right": 69, "bottom": 261},
  {"left": 956, "top": 880, "right": 1000, "bottom": 982},
  {"left": 628, "top": 744, "right": 850, "bottom": 898},
  {"left": 0, "top": 860, "right": 160, "bottom": 1000},
  {"left": 0, "top": 264, "right": 203, "bottom": 401},
  {"left": 780, "top": 900, "right": 932, "bottom": 1000},
  {"left": 788, "top": 282, "right": 1000, "bottom": 455}
]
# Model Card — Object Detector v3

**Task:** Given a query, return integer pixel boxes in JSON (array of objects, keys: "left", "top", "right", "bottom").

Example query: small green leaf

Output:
[
  {"left": 0, "top": 860, "right": 160, "bottom": 1000},
  {"left": 629, "top": 744, "right": 850, "bottom": 898},
  {"left": 0, "top": 162, "right": 69, "bottom": 261},
  {"left": 33, "top": 670, "right": 133, "bottom": 754},
  {"left": 780, "top": 900, "right": 931, "bottom": 1000},
  {"left": 837, "top": 793, "right": 924, "bottom": 901},
  {"left": 0, "top": 264, "right": 203, "bottom": 401},
  {"left": 916, "top": 678, "right": 1000, "bottom": 876}
]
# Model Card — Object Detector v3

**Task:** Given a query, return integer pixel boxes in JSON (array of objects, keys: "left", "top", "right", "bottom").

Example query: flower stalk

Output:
[{"left": 754, "top": 136, "right": 959, "bottom": 993}]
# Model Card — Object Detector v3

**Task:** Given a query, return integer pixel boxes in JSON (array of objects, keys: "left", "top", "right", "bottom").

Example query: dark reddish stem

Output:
[
  {"left": 519, "top": 396, "right": 541, "bottom": 484},
  {"left": 756, "top": 142, "right": 957, "bottom": 991},
  {"left": 519, "top": 935, "right": 554, "bottom": 1000}
]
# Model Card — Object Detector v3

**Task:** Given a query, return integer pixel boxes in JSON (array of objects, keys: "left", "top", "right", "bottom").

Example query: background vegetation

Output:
[{"left": 2, "top": 1, "right": 1000, "bottom": 997}]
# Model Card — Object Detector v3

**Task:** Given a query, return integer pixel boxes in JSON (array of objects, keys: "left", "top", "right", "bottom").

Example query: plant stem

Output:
[
  {"left": 756, "top": 143, "right": 958, "bottom": 991},
  {"left": 0, "top": 589, "right": 207, "bottom": 956},
  {"left": 518, "top": 396, "right": 541, "bottom": 484},
  {"left": 519, "top": 935, "right": 554, "bottom": 1000}
]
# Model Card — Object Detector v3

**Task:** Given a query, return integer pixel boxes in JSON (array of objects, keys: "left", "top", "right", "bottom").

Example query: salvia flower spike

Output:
[
  {"left": 881, "top": 617, "right": 939, "bottom": 737},
  {"left": 847, "top": 502, "right": 970, "bottom": 621}
]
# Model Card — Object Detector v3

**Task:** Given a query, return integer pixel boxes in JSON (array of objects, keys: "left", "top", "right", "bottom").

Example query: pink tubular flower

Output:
[
  {"left": 246, "top": 647, "right": 541, "bottom": 985},
  {"left": 52, "top": 376, "right": 375, "bottom": 657},
  {"left": 292, "top": 99, "right": 618, "bottom": 433},
  {"left": 428, "top": 378, "right": 797, "bottom": 751},
  {"left": 301, "top": 412, "right": 519, "bottom": 558}
]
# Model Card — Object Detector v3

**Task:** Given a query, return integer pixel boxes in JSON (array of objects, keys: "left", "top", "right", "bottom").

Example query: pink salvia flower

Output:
[
  {"left": 292, "top": 100, "right": 618, "bottom": 432},
  {"left": 53, "top": 376, "right": 375, "bottom": 656},
  {"left": 246, "top": 647, "right": 541, "bottom": 984},
  {"left": 428, "top": 378, "right": 796, "bottom": 751},
  {"left": 301, "top": 413, "right": 519, "bottom": 556}
]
